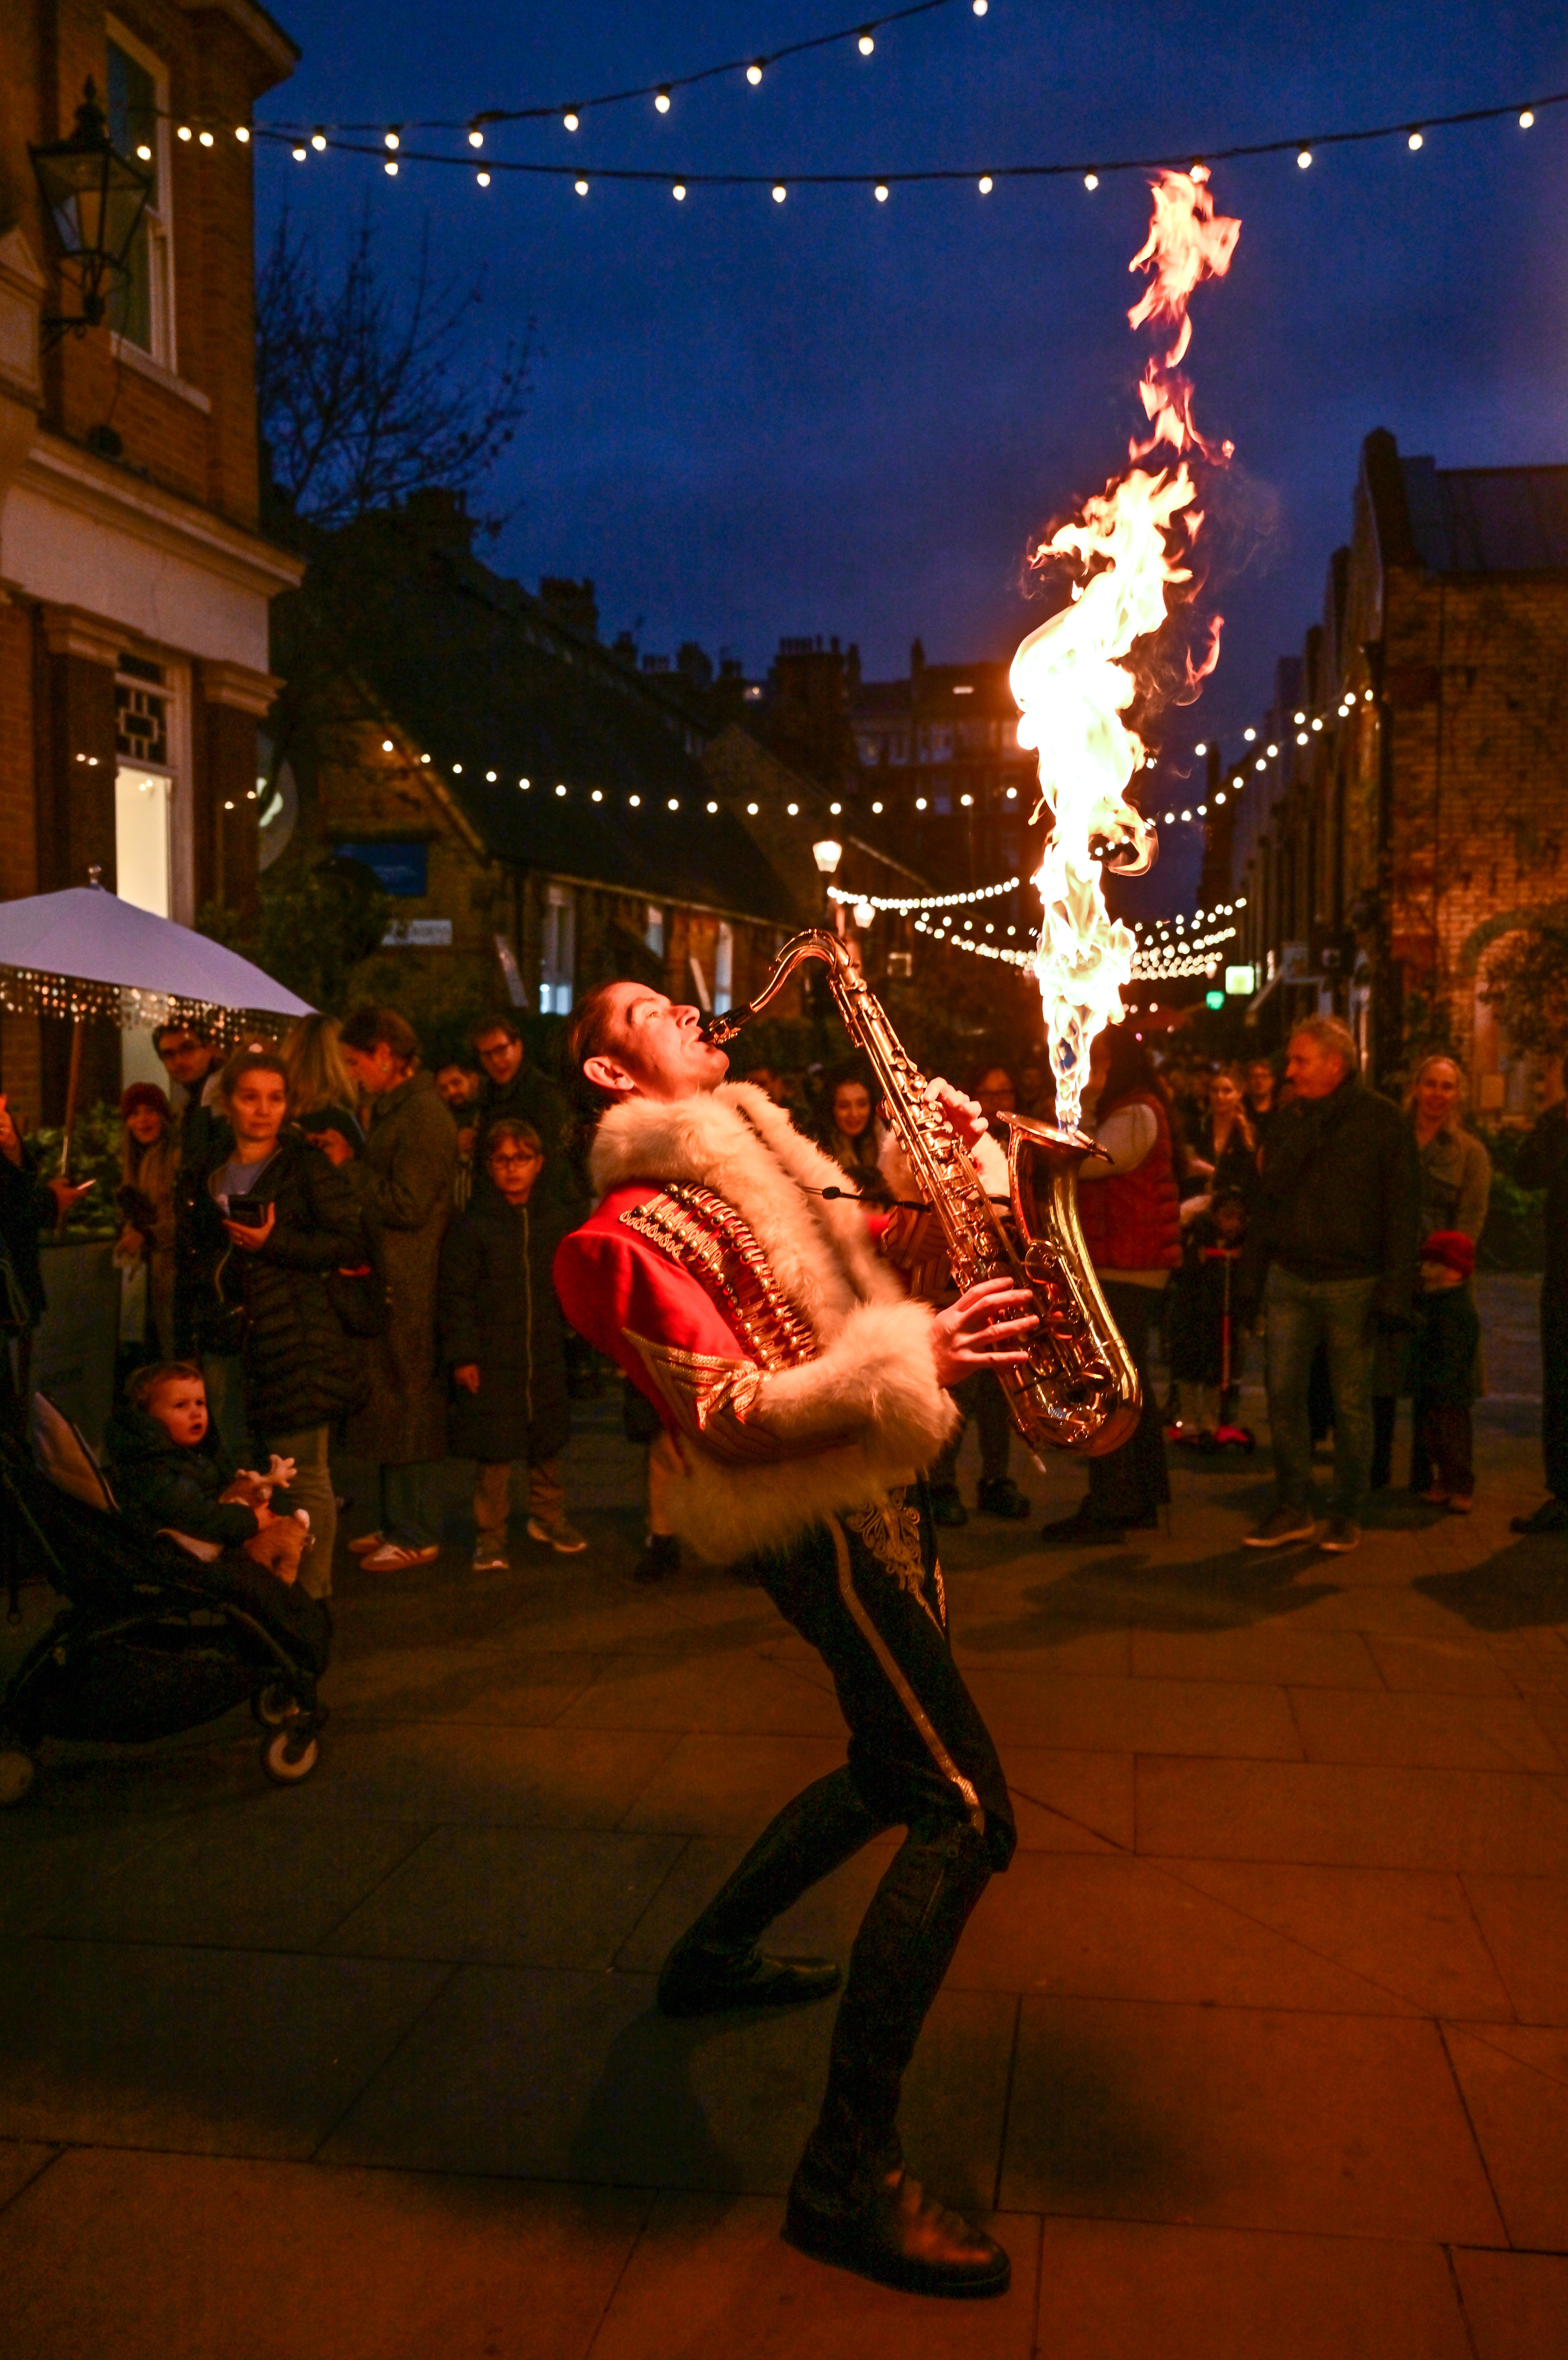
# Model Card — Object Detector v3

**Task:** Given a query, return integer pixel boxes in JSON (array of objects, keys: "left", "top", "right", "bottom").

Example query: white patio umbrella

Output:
[{"left": 0, "top": 874, "right": 314, "bottom": 1191}]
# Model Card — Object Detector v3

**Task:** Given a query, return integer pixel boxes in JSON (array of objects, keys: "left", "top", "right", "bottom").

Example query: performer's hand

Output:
[
  {"left": 929, "top": 1078, "right": 987, "bottom": 1150},
  {"left": 931, "top": 1276, "right": 1038, "bottom": 1388}
]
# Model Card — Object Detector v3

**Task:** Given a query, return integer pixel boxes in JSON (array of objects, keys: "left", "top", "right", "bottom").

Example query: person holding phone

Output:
[{"left": 174, "top": 1048, "right": 370, "bottom": 1595}]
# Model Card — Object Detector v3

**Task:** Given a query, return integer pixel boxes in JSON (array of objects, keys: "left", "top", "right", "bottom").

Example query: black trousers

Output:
[
  {"left": 1544, "top": 1281, "right": 1568, "bottom": 1501},
  {"left": 669, "top": 1490, "right": 1014, "bottom": 2193},
  {"left": 1086, "top": 1280, "right": 1170, "bottom": 1523}
]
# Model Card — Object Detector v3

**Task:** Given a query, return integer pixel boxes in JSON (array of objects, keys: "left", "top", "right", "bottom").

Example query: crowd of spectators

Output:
[{"left": 1, "top": 989, "right": 1564, "bottom": 1596}]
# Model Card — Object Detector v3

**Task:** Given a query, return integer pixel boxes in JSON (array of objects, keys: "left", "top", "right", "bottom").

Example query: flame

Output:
[{"left": 1014, "top": 167, "right": 1239, "bottom": 1130}]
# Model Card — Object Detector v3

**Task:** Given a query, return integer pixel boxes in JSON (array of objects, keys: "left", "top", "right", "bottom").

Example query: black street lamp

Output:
[{"left": 29, "top": 80, "right": 153, "bottom": 342}]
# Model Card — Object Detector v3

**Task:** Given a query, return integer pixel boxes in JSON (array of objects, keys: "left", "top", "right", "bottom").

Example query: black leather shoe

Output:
[
  {"left": 977, "top": 1476, "right": 1031, "bottom": 1520},
  {"left": 1511, "top": 1498, "right": 1568, "bottom": 1535},
  {"left": 928, "top": 1483, "right": 968, "bottom": 1528},
  {"left": 785, "top": 2166, "right": 1010, "bottom": 2299},
  {"left": 657, "top": 1944, "right": 842, "bottom": 2019}
]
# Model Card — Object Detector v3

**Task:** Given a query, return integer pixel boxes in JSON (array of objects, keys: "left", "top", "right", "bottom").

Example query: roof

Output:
[
  {"left": 1402, "top": 458, "right": 1568, "bottom": 573},
  {"left": 295, "top": 522, "right": 798, "bottom": 928},
  {"left": 852, "top": 658, "right": 1015, "bottom": 722}
]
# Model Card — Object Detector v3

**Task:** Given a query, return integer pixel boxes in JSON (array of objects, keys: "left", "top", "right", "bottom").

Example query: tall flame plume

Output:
[{"left": 1013, "top": 167, "right": 1239, "bottom": 1130}]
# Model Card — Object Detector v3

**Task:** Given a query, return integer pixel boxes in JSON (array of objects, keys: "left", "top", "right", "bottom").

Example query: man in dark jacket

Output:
[
  {"left": 1241, "top": 1018, "right": 1420, "bottom": 1555},
  {"left": 472, "top": 1016, "right": 582, "bottom": 1216},
  {"left": 1510, "top": 1068, "right": 1568, "bottom": 1535},
  {"left": 154, "top": 1022, "right": 229, "bottom": 1167},
  {"left": 438, "top": 1118, "right": 580, "bottom": 1565}
]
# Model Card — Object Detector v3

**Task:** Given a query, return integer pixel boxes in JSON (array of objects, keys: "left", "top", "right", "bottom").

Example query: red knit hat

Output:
[
  {"left": 120, "top": 1082, "right": 171, "bottom": 1123},
  {"left": 1421, "top": 1229, "right": 1475, "bottom": 1279}
]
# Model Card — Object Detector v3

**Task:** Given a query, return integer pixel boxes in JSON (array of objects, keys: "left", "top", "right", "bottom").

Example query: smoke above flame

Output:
[{"left": 1013, "top": 166, "right": 1239, "bottom": 1131}]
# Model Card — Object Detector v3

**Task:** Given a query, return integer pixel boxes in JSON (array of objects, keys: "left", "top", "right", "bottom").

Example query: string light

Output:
[
  {"left": 235, "top": 125, "right": 250, "bottom": 143},
  {"left": 384, "top": 159, "right": 398, "bottom": 176},
  {"left": 563, "top": 110, "right": 580, "bottom": 131},
  {"left": 1083, "top": 171, "right": 1099, "bottom": 189},
  {"left": 310, "top": 129, "right": 327, "bottom": 150},
  {"left": 747, "top": 61, "right": 765, "bottom": 85},
  {"left": 772, "top": 183, "right": 787, "bottom": 202},
  {"left": 875, "top": 181, "right": 889, "bottom": 201},
  {"left": 977, "top": 174, "right": 992, "bottom": 193},
  {"left": 655, "top": 88, "right": 672, "bottom": 113},
  {"left": 1408, "top": 129, "right": 1424, "bottom": 151},
  {"left": 1297, "top": 149, "right": 1312, "bottom": 168},
  {"left": 859, "top": 30, "right": 876, "bottom": 55},
  {"left": 468, "top": 125, "right": 485, "bottom": 147},
  {"left": 672, "top": 183, "right": 686, "bottom": 201},
  {"left": 575, "top": 177, "right": 589, "bottom": 195},
  {"left": 384, "top": 129, "right": 400, "bottom": 149}
]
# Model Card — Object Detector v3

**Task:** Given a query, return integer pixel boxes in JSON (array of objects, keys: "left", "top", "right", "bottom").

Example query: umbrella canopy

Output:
[{"left": 0, "top": 884, "right": 314, "bottom": 1035}]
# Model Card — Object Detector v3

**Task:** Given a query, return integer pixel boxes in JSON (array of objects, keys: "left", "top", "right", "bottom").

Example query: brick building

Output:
[
  {"left": 1229, "top": 429, "right": 1568, "bottom": 1108},
  {"left": 0, "top": 0, "right": 302, "bottom": 1118}
]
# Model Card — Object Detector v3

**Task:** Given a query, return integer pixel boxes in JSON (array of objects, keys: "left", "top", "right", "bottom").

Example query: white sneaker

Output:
[{"left": 359, "top": 1541, "right": 440, "bottom": 1572}]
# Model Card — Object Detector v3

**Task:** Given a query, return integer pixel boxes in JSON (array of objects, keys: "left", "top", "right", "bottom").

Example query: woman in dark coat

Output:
[
  {"left": 175, "top": 1048, "right": 369, "bottom": 1597},
  {"left": 438, "top": 1119, "right": 578, "bottom": 1567}
]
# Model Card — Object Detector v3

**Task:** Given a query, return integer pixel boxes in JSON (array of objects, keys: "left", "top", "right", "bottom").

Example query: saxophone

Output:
[{"left": 701, "top": 929, "right": 1141, "bottom": 1459}]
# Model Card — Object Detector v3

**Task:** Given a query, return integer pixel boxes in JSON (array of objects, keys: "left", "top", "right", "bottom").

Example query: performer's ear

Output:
[{"left": 583, "top": 1052, "right": 637, "bottom": 1101}]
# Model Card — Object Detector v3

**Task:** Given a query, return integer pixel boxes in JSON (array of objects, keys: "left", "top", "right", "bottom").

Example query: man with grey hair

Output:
[{"left": 1239, "top": 1017, "right": 1420, "bottom": 1553}]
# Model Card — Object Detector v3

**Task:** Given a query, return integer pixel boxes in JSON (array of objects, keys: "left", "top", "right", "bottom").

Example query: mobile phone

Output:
[{"left": 226, "top": 1192, "right": 268, "bottom": 1229}]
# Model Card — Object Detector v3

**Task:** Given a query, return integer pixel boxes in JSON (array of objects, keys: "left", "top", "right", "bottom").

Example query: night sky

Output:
[{"left": 257, "top": 1, "right": 1568, "bottom": 913}]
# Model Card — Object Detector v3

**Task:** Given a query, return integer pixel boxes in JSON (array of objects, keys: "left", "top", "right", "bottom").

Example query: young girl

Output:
[{"left": 115, "top": 1082, "right": 179, "bottom": 1370}]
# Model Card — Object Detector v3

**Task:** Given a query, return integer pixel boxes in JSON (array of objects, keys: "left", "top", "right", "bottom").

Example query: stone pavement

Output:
[{"left": 1, "top": 1275, "right": 1566, "bottom": 2357}]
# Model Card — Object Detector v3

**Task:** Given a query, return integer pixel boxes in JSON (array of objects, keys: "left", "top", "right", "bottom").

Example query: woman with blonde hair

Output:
[
  {"left": 280, "top": 1013, "right": 364, "bottom": 1160},
  {"left": 115, "top": 1082, "right": 181, "bottom": 1368}
]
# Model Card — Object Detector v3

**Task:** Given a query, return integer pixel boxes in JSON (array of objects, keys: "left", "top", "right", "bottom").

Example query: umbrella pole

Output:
[{"left": 55, "top": 1019, "right": 84, "bottom": 1239}]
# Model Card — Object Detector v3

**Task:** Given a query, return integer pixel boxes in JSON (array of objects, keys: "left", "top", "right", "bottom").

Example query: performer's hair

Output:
[{"left": 562, "top": 980, "right": 629, "bottom": 1161}]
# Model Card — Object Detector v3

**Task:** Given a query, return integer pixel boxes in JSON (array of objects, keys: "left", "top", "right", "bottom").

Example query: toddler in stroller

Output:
[
  {"left": 105, "top": 1361, "right": 314, "bottom": 1587},
  {"left": 0, "top": 1384, "right": 330, "bottom": 1808}
]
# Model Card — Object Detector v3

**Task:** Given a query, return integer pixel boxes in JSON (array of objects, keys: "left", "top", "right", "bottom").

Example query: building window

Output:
[
  {"left": 107, "top": 24, "right": 174, "bottom": 366},
  {"left": 644, "top": 902, "right": 665, "bottom": 960},
  {"left": 334, "top": 840, "right": 428, "bottom": 897},
  {"left": 114, "top": 655, "right": 173, "bottom": 919},
  {"left": 714, "top": 921, "right": 734, "bottom": 1015},
  {"left": 541, "top": 883, "right": 576, "bottom": 1015}
]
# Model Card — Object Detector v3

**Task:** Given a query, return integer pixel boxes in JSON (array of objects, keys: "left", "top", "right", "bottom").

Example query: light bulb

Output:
[
  {"left": 1244, "top": 727, "right": 1256, "bottom": 742},
  {"left": 1408, "top": 130, "right": 1424, "bottom": 151},
  {"left": 874, "top": 183, "right": 888, "bottom": 202},
  {"left": 629, "top": 794, "right": 640, "bottom": 808},
  {"left": 787, "top": 802, "right": 798, "bottom": 816},
  {"left": 858, "top": 31, "right": 875, "bottom": 55},
  {"left": 198, "top": 129, "right": 214, "bottom": 147},
  {"left": 672, "top": 183, "right": 686, "bottom": 200},
  {"left": 978, "top": 174, "right": 993, "bottom": 193},
  {"left": 1297, "top": 149, "right": 1312, "bottom": 169},
  {"left": 235, "top": 125, "right": 250, "bottom": 142},
  {"left": 310, "top": 130, "right": 326, "bottom": 151},
  {"left": 177, "top": 124, "right": 193, "bottom": 141},
  {"left": 1266, "top": 743, "right": 1278, "bottom": 757},
  {"left": 384, "top": 129, "right": 400, "bottom": 149},
  {"left": 655, "top": 88, "right": 671, "bottom": 112},
  {"left": 381, "top": 739, "right": 394, "bottom": 752},
  {"left": 292, "top": 145, "right": 307, "bottom": 161},
  {"left": 468, "top": 127, "right": 484, "bottom": 148},
  {"left": 575, "top": 178, "right": 588, "bottom": 195},
  {"left": 452, "top": 763, "right": 463, "bottom": 773},
  {"left": 384, "top": 159, "right": 398, "bottom": 175},
  {"left": 871, "top": 800, "right": 883, "bottom": 813},
  {"left": 563, "top": 110, "right": 579, "bottom": 131},
  {"left": 591, "top": 789, "right": 602, "bottom": 802},
  {"left": 747, "top": 802, "right": 759, "bottom": 815},
  {"left": 556, "top": 784, "right": 568, "bottom": 798},
  {"left": 972, "top": 0, "right": 988, "bottom": 13},
  {"left": 747, "top": 61, "right": 764, "bottom": 85},
  {"left": 136, "top": 142, "right": 152, "bottom": 160},
  {"left": 476, "top": 171, "right": 490, "bottom": 187},
  {"left": 772, "top": 183, "right": 787, "bottom": 203},
  {"left": 519, "top": 778, "right": 529, "bottom": 788},
  {"left": 485, "top": 769, "right": 497, "bottom": 782},
  {"left": 1163, "top": 812, "right": 1175, "bottom": 825},
  {"left": 1521, "top": 109, "right": 1535, "bottom": 129},
  {"left": 1195, "top": 741, "right": 1207, "bottom": 754}
]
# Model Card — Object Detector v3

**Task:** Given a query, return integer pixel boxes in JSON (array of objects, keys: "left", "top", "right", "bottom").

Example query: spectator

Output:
[
  {"left": 330, "top": 1006, "right": 458, "bottom": 1571},
  {"left": 1041, "top": 1024, "right": 1181, "bottom": 1540},
  {"left": 439, "top": 1117, "right": 582, "bottom": 1565},
  {"left": 973, "top": 1065, "right": 1018, "bottom": 1130},
  {"left": 1187, "top": 1066, "right": 1260, "bottom": 1202},
  {"left": 471, "top": 1013, "right": 578, "bottom": 1214},
  {"left": 1241, "top": 1017, "right": 1420, "bottom": 1555},
  {"left": 1510, "top": 1058, "right": 1568, "bottom": 1535},
  {"left": 153, "top": 1020, "right": 228, "bottom": 1165},
  {"left": 1244, "top": 1057, "right": 1281, "bottom": 1146},
  {"left": 813, "top": 1058, "right": 889, "bottom": 1206},
  {"left": 1371, "top": 1054, "right": 1491, "bottom": 1491},
  {"left": 0, "top": 1091, "right": 90, "bottom": 1439},
  {"left": 114, "top": 1082, "right": 179, "bottom": 1373},
  {"left": 280, "top": 1014, "right": 365, "bottom": 1162},
  {"left": 1168, "top": 1187, "right": 1251, "bottom": 1446},
  {"left": 434, "top": 1059, "right": 484, "bottom": 1212},
  {"left": 105, "top": 1361, "right": 311, "bottom": 1583},
  {"left": 1412, "top": 1230, "right": 1482, "bottom": 1513},
  {"left": 173, "top": 1047, "right": 369, "bottom": 1597}
]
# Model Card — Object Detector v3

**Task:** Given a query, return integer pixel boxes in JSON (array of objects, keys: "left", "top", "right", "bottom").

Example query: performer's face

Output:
[{"left": 583, "top": 983, "right": 730, "bottom": 1103}]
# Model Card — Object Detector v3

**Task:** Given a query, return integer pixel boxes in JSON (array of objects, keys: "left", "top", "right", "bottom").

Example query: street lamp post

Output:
[
  {"left": 811, "top": 837, "right": 842, "bottom": 928},
  {"left": 30, "top": 80, "right": 154, "bottom": 342}
]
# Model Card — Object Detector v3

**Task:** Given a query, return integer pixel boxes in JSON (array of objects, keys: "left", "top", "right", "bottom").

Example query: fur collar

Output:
[{"left": 590, "top": 1082, "right": 899, "bottom": 1340}]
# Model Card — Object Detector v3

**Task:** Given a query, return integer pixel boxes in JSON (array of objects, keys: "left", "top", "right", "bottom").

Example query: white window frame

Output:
[{"left": 107, "top": 16, "right": 177, "bottom": 373}]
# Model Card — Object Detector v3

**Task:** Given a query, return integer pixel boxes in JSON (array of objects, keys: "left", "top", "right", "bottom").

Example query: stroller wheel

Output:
[
  {"left": 0, "top": 1748, "right": 36, "bottom": 1807},
  {"left": 252, "top": 1680, "right": 297, "bottom": 1728},
  {"left": 260, "top": 1725, "right": 319, "bottom": 1786}
]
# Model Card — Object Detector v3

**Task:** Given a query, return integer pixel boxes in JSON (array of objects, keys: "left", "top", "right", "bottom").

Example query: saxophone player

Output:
[{"left": 554, "top": 979, "right": 1035, "bottom": 2300}]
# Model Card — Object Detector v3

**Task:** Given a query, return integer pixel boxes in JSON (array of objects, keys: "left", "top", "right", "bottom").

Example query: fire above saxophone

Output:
[{"left": 1014, "top": 167, "right": 1240, "bottom": 1131}]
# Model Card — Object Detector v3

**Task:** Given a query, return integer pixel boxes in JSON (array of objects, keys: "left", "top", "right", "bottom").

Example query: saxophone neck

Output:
[{"left": 698, "top": 928, "right": 857, "bottom": 1045}]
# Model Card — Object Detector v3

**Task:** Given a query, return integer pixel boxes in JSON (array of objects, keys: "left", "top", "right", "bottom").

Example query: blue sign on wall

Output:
[{"left": 334, "top": 840, "right": 428, "bottom": 897}]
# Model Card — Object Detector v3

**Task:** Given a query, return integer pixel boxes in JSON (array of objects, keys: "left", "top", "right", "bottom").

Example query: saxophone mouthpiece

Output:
[{"left": 700, "top": 1007, "right": 746, "bottom": 1047}]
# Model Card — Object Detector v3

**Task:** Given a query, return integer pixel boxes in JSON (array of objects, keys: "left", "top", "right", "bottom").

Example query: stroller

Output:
[{"left": 0, "top": 1394, "right": 329, "bottom": 1807}]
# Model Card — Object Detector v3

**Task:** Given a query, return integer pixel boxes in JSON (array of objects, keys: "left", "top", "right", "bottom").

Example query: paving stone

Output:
[
  {"left": 0, "top": 2140, "right": 56, "bottom": 2212},
  {"left": 41, "top": 1812, "right": 428, "bottom": 1950},
  {"left": 324, "top": 1826, "right": 686, "bottom": 1967},
  {"left": 611, "top": 1833, "right": 898, "bottom": 1975},
  {"left": 951, "top": 1852, "right": 1429, "bottom": 2013},
  {"left": 1001, "top": 1745, "right": 1137, "bottom": 1851},
  {"left": 618, "top": 1735, "right": 849, "bottom": 1836},
  {"left": 1287, "top": 1689, "right": 1564, "bottom": 1772},
  {"left": 1450, "top": 2248, "right": 1568, "bottom": 2360},
  {"left": 0, "top": 1939, "right": 449, "bottom": 2156},
  {"left": 1165, "top": 1859, "right": 1515, "bottom": 2019},
  {"left": 961, "top": 1670, "right": 1303, "bottom": 1758},
  {"left": 1461, "top": 1873, "right": 1568, "bottom": 2022},
  {"left": 328, "top": 1645, "right": 610, "bottom": 1725},
  {"left": 1129, "top": 1624, "right": 1382, "bottom": 1690},
  {"left": 1000, "top": 1996, "right": 1505, "bottom": 2241},
  {"left": 1363, "top": 1634, "right": 1523, "bottom": 1696},
  {"left": 588, "top": 2191, "right": 1040, "bottom": 2359},
  {"left": 0, "top": 2146, "right": 645, "bottom": 2360},
  {"left": 1036, "top": 2218, "right": 1472, "bottom": 2359},
  {"left": 263, "top": 1722, "right": 680, "bottom": 1827},
  {"left": 1441, "top": 2022, "right": 1568, "bottom": 2248},
  {"left": 1135, "top": 1757, "right": 1568, "bottom": 1873},
  {"left": 556, "top": 1649, "right": 849, "bottom": 1737},
  {"left": 0, "top": 1815, "right": 184, "bottom": 1939}
]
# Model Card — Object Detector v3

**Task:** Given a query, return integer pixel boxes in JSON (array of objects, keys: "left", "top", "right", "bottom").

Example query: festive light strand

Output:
[{"left": 248, "top": 85, "right": 1565, "bottom": 192}]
